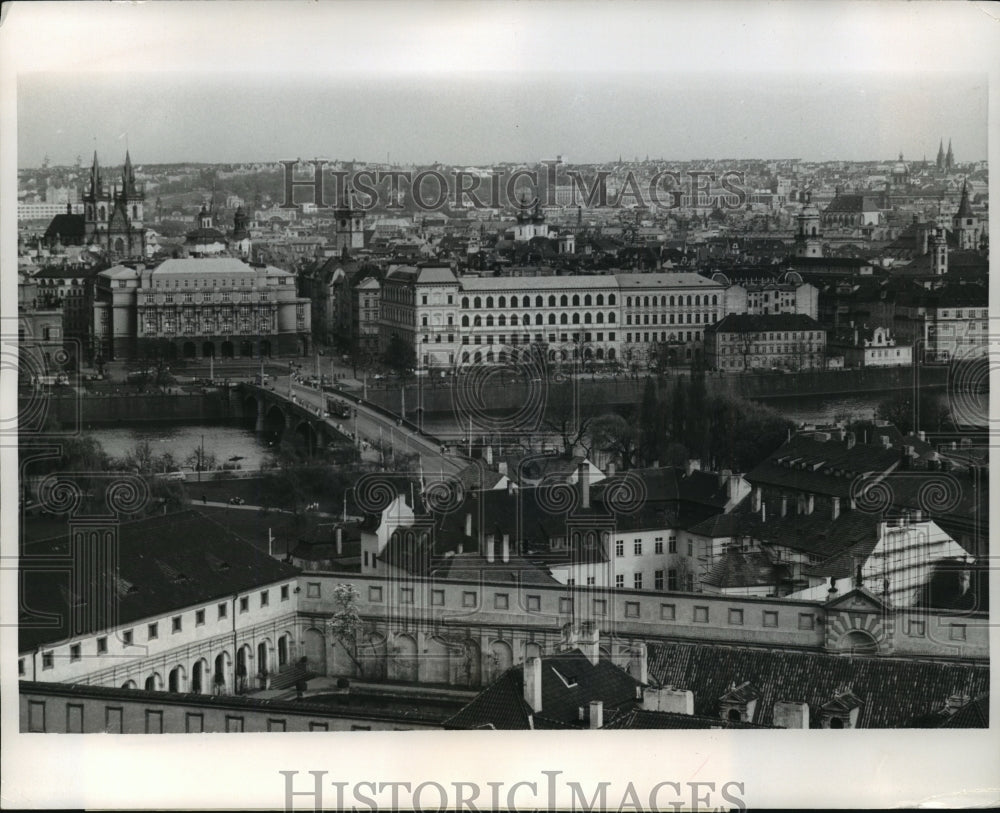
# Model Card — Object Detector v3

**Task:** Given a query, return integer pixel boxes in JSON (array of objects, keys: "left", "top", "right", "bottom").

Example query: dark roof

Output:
[
  {"left": 602, "top": 708, "right": 767, "bottom": 729},
  {"left": 647, "top": 641, "right": 988, "bottom": 728},
  {"left": 707, "top": 312, "right": 823, "bottom": 334},
  {"left": 701, "top": 549, "right": 787, "bottom": 589},
  {"left": 20, "top": 510, "right": 300, "bottom": 651},
  {"left": 444, "top": 649, "right": 642, "bottom": 730},
  {"left": 44, "top": 213, "right": 86, "bottom": 243},
  {"left": 824, "top": 195, "right": 881, "bottom": 214},
  {"left": 909, "top": 693, "right": 989, "bottom": 728}
]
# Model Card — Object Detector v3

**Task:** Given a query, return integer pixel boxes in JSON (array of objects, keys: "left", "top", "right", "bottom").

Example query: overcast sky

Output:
[
  {"left": 8, "top": 2, "right": 992, "bottom": 168},
  {"left": 17, "top": 71, "right": 987, "bottom": 168}
]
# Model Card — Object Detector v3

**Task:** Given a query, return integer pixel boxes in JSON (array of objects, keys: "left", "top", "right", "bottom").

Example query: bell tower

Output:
[
  {"left": 794, "top": 191, "right": 823, "bottom": 258},
  {"left": 952, "top": 180, "right": 980, "bottom": 251},
  {"left": 335, "top": 184, "right": 365, "bottom": 254}
]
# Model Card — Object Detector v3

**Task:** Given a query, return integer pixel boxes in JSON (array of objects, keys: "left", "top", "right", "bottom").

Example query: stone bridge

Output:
[{"left": 235, "top": 384, "right": 350, "bottom": 454}]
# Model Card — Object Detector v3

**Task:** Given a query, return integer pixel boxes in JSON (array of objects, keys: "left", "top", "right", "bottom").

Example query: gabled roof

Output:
[
  {"left": 19, "top": 511, "right": 300, "bottom": 652},
  {"left": 444, "top": 649, "right": 642, "bottom": 730}
]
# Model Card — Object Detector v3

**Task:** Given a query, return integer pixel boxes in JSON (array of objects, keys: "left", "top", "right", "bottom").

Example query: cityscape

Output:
[{"left": 16, "top": 119, "right": 990, "bottom": 737}]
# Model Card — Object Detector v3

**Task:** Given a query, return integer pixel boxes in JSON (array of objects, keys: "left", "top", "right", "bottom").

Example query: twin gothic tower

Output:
[{"left": 83, "top": 151, "right": 147, "bottom": 259}]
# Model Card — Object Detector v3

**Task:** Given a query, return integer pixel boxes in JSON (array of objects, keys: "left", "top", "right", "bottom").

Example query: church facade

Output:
[{"left": 82, "top": 151, "right": 148, "bottom": 260}]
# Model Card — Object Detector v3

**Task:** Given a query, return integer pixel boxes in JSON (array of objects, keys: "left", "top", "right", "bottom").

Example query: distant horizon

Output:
[{"left": 17, "top": 72, "right": 988, "bottom": 169}]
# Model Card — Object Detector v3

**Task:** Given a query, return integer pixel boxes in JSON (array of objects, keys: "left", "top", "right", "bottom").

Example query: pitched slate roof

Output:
[
  {"left": 44, "top": 213, "right": 86, "bottom": 243},
  {"left": 444, "top": 649, "right": 643, "bottom": 730},
  {"left": 20, "top": 511, "right": 300, "bottom": 652},
  {"left": 707, "top": 312, "right": 823, "bottom": 335},
  {"left": 647, "top": 641, "right": 988, "bottom": 728}
]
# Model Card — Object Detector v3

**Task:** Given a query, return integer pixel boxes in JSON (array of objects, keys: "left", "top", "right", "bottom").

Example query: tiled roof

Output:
[
  {"left": 707, "top": 313, "right": 823, "bottom": 334},
  {"left": 701, "top": 549, "right": 787, "bottom": 588},
  {"left": 647, "top": 641, "right": 988, "bottom": 728},
  {"left": 19, "top": 511, "right": 300, "bottom": 652},
  {"left": 602, "top": 708, "right": 766, "bottom": 729},
  {"left": 444, "top": 649, "right": 642, "bottom": 730}
]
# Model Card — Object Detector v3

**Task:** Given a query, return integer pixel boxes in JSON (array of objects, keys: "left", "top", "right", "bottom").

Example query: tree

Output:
[
  {"left": 876, "top": 391, "right": 952, "bottom": 435},
  {"left": 327, "top": 583, "right": 365, "bottom": 673},
  {"left": 590, "top": 412, "right": 639, "bottom": 471},
  {"left": 543, "top": 379, "right": 592, "bottom": 457},
  {"left": 185, "top": 446, "right": 218, "bottom": 473},
  {"left": 383, "top": 334, "right": 416, "bottom": 379},
  {"left": 638, "top": 376, "right": 665, "bottom": 466},
  {"left": 734, "top": 320, "right": 758, "bottom": 372}
]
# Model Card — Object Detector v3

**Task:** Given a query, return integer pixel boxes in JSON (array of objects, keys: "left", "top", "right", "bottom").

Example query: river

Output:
[{"left": 87, "top": 425, "right": 274, "bottom": 469}]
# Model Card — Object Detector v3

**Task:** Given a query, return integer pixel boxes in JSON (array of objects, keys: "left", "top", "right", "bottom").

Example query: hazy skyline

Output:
[{"left": 18, "top": 72, "right": 988, "bottom": 169}]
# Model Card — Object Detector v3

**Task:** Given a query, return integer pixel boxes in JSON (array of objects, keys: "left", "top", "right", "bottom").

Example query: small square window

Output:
[
  {"left": 950, "top": 624, "right": 966, "bottom": 641},
  {"left": 147, "top": 623, "right": 158, "bottom": 641},
  {"left": 70, "top": 644, "right": 81, "bottom": 662},
  {"left": 267, "top": 719, "right": 287, "bottom": 732},
  {"left": 96, "top": 636, "right": 108, "bottom": 654},
  {"left": 145, "top": 710, "right": 163, "bottom": 734},
  {"left": 494, "top": 593, "right": 509, "bottom": 610},
  {"left": 195, "top": 609, "right": 205, "bottom": 626},
  {"left": 633, "top": 539, "right": 642, "bottom": 556},
  {"left": 693, "top": 606, "right": 709, "bottom": 623},
  {"left": 260, "top": 590, "right": 269, "bottom": 608},
  {"left": 431, "top": 589, "right": 445, "bottom": 607},
  {"left": 462, "top": 591, "right": 477, "bottom": 608},
  {"left": 660, "top": 603, "right": 676, "bottom": 621},
  {"left": 369, "top": 586, "right": 383, "bottom": 603},
  {"left": 122, "top": 629, "right": 133, "bottom": 646},
  {"left": 593, "top": 599, "right": 607, "bottom": 616},
  {"left": 625, "top": 601, "right": 640, "bottom": 618},
  {"left": 559, "top": 597, "right": 573, "bottom": 614},
  {"left": 763, "top": 611, "right": 778, "bottom": 628},
  {"left": 654, "top": 539, "right": 663, "bottom": 554},
  {"left": 239, "top": 597, "right": 249, "bottom": 613},
  {"left": 218, "top": 603, "right": 228, "bottom": 619},
  {"left": 105, "top": 707, "right": 123, "bottom": 733},
  {"left": 28, "top": 700, "right": 46, "bottom": 732},
  {"left": 281, "top": 585, "right": 290, "bottom": 601},
  {"left": 171, "top": 616, "right": 182, "bottom": 633},
  {"left": 225, "top": 715, "right": 244, "bottom": 733},
  {"left": 798, "top": 613, "right": 815, "bottom": 631},
  {"left": 728, "top": 609, "right": 744, "bottom": 626},
  {"left": 306, "top": 583, "right": 320, "bottom": 599},
  {"left": 633, "top": 573, "right": 643, "bottom": 590},
  {"left": 908, "top": 619, "right": 926, "bottom": 637},
  {"left": 586, "top": 576, "right": 596, "bottom": 586},
  {"left": 400, "top": 587, "right": 414, "bottom": 604},
  {"left": 615, "top": 574, "right": 624, "bottom": 588},
  {"left": 526, "top": 594, "right": 541, "bottom": 612},
  {"left": 185, "top": 713, "right": 204, "bottom": 733}
]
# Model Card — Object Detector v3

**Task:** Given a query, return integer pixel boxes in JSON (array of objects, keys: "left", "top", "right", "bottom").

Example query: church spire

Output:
[
  {"left": 955, "top": 179, "right": 973, "bottom": 218},
  {"left": 936, "top": 138, "right": 945, "bottom": 171},
  {"left": 90, "top": 150, "right": 101, "bottom": 195},
  {"left": 945, "top": 138, "right": 954, "bottom": 170}
]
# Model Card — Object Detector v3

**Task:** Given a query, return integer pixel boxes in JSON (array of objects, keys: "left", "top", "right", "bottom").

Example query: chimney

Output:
[
  {"left": 831, "top": 496, "right": 840, "bottom": 521},
  {"left": 501, "top": 533, "right": 510, "bottom": 563},
  {"left": 335, "top": 526, "right": 343, "bottom": 555},
  {"left": 643, "top": 686, "right": 694, "bottom": 715},
  {"left": 524, "top": 657, "right": 543, "bottom": 712},
  {"left": 827, "top": 577, "right": 839, "bottom": 598},
  {"left": 465, "top": 512, "right": 472, "bottom": 537},
  {"left": 506, "top": 479, "right": 513, "bottom": 495},
  {"left": 579, "top": 462, "right": 590, "bottom": 510},
  {"left": 486, "top": 533, "right": 495, "bottom": 563},
  {"left": 457, "top": 542, "right": 464, "bottom": 554},
  {"left": 912, "top": 508, "right": 922, "bottom": 523},
  {"left": 773, "top": 701, "right": 810, "bottom": 729},
  {"left": 588, "top": 700, "right": 603, "bottom": 730},
  {"left": 943, "top": 693, "right": 969, "bottom": 716},
  {"left": 630, "top": 643, "right": 648, "bottom": 685},
  {"left": 752, "top": 486, "right": 762, "bottom": 513},
  {"left": 846, "top": 432, "right": 856, "bottom": 450}
]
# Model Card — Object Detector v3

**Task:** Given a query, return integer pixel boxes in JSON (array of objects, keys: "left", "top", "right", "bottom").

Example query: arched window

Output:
[
  {"left": 686, "top": 295, "right": 692, "bottom": 306},
  {"left": 560, "top": 313, "right": 568, "bottom": 325},
  {"left": 572, "top": 313, "right": 580, "bottom": 324},
  {"left": 644, "top": 296, "right": 650, "bottom": 307},
  {"left": 462, "top": 297, "right": 469, "bottom": 309},
  {"left": 695, "top": 295, "right": 701, "bottom": 306},
  {"left": 535, "top": 295, "right": 544, "bottom": 307},
  {"left": 523, "top": 313, "right": 530, "bottom": 326},
  {"left": 560, "top": 295, "right": 568, "bottom": 307},
  {"left": 474, "top": 297, "right": 482, "bottom": 309},
  {"left": 486, "top": 351, "right": 494, "bottom": 362},
  {"left": 596, "top": 294, "right": 604, "bottom": 306},
  {"left": 462, "top": 351, "right": 470, "bottom": 362},
  {"left": 486, "top": 315, "right": 494, "bottom": 326},
  {"left": 474, "top": 315, "right": 481, "bottom": 327},
  {"left": 535, "top": 313, "right": 543, "bottom": 325},
  {"left": 498, "top": 314, "right": 506, "bottom": 327},
  {"left": 486, "top": 296, "right": 494, "bottom": 308},
  {"left": 548, "top": 314, "right": 556, "bottom": 325},
  {"left": 712, "top": 294, "right": 718, "bottom": 305},
  {"left": 627, "top": 297, "right": 633, "bottom": 307},
  {"left": 669, "top": 295, "right": 675, "bottom": 307},
  {"left": 511, "top": 315, "right": 519, "bottom": 326},
  {"left": 461, "top": 315, "right": 469, "bottom": 327},
  {"left": 596, "top": 312, "right": 604, "bottom": 324},
  {"left": 572, "top": 294, "right": 580, "bottom": 306},
  {"left": 584, "top": 313, "right": 592, "bottom": 324},
  {"left": 608, "top": 313, "right": 616, "bottom": 323},
  {"left": 609, "top": 294, "right": 616, "bottom": 306},
  {"left": 549, "top": 295, "right": 556, "bottom": 307},
  {"left": 584, "top": 294, "right": 592, "bottom": 306},
  {"left": 498, "top": 296, "right": 506, "bottom": 308}
]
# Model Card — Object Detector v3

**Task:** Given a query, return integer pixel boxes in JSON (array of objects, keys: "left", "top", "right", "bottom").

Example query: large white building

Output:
[{"left": 379, "top": 267, "right": 729, "bottom": 373}]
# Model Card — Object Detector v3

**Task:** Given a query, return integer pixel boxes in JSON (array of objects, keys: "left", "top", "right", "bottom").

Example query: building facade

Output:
[
  {"left": 92, "top": 257, "right": 312, "bottom": 360},
  {"left": 704, "top": 313, "right": 827, "bottom": 372}
]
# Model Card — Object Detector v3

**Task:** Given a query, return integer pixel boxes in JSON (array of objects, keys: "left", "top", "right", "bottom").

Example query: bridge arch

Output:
[{"left": 264, "top": 404, "right": 287, "bottom": 441}]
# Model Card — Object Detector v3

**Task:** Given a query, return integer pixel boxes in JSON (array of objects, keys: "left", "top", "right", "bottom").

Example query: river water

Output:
[{"left": 87, "top": 425, "right": 274, "bottom": 469}]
